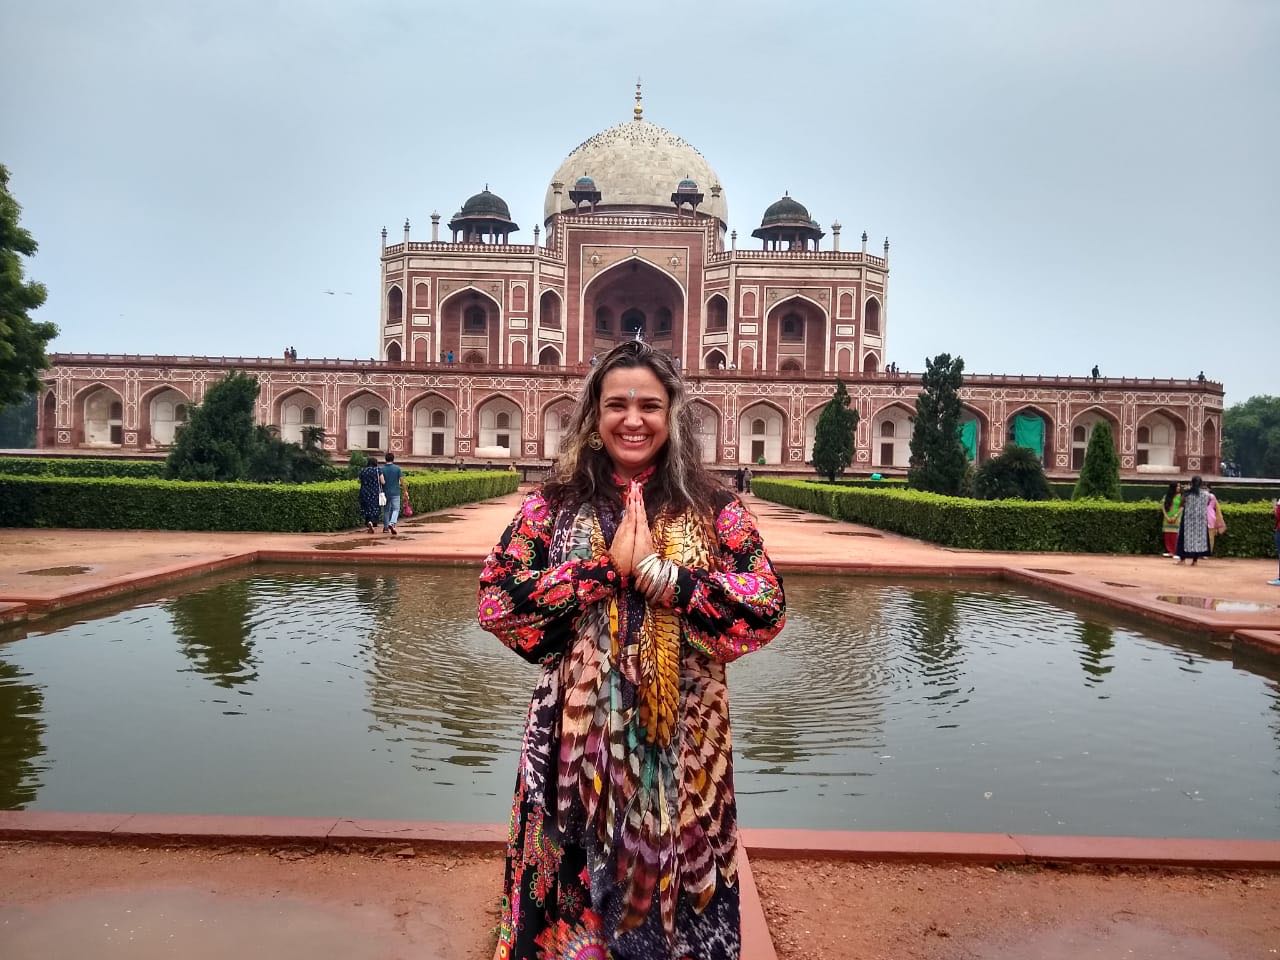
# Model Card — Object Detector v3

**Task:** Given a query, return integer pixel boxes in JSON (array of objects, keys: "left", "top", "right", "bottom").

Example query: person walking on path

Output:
[
  {"left": 357, "top": 455, "right": 382, "bottom": 534},
  {"left": 1205, "top": 484, "right": 1226, "bottom": 554},
  {"left": 1176, "top": 475, "right": 1211, "bottom": 565},
  {"left": 476, "top": 340, "right": 786, "bottom": 960},
  {"left": 379, "top": 452, "right": 403, "bottom": 535},
  {"left": 1270, "top": 498, "right": 1280, "bottom": 586},
  {"left": 1160, "top": 482, "right": 1182, "bottom": 557}
]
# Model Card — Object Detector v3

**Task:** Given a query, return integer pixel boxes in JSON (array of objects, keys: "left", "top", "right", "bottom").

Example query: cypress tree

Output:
[
  {"left": 0, "top": 165, "right": 57, "bottom": 410},
  {"left": 908, "top": 353, "right": 967, "bottom": 495},
  {"left": 1072, "top": 420, "right": 1122, "bottom": 500},
  {"left": 812, "top": 379, "right": 860, "bottom": 481}
]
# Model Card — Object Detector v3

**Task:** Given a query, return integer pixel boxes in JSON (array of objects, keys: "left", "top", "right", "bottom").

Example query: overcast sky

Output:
[{"left": 2, "top": 0, "right": 1276, "bottom": 404}]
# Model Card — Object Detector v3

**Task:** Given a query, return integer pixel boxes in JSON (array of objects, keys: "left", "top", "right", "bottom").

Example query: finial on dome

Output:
[{"left": 634, "top": 78, "right": 643, "bottom": 120}]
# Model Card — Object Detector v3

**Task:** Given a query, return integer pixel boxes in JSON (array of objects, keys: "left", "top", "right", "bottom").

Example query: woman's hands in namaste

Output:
[{"left": 610, "top": 480, "right": 656, "bottom": 577}]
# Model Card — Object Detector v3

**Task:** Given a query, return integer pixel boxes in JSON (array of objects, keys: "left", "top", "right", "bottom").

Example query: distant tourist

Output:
[
  {"left": 1160, "top": 482, "right": 1182, "bottom": 557},
  {"left": 743, "top": 464, "right": 752, "bottom": 492},
  {"left": 1175, "top": 476, "right": 1210, "bottom": 565},
  {"left": 734, "top": 466, "right": 745, "bottom": 492},
  {"left": 290, "top": 346, "right": 297, "bottom": 360},
  {"left": 399, "top": 472, "right": 413, "bottom": 519},
  {"left": 1091, "top": 364, "right": 1100, "bottom": 379},
  {"left": 475, "top": 339, "right": 785, "bottom": 958},
  {"left": 1197, "top": 370, "right": 1207, "bottom": 384},
  {"left": 1271, "top": 499, "right": 1280, "bottom": 586},
  {"left": 446, "top": 350, "right": 455, "bottom": 364},
  {"left": 380, "top": 452, "right": 403, "bottom": 536},
  {"left": 1205, "top": 484, "right": 1226, "bottom": 554},
  {"left": 358, "top": 455, "right": 382, "bottom": 533}
]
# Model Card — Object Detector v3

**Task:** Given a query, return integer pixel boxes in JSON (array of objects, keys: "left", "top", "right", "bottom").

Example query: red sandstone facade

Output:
[{"left": 36, "top": 98, "right": 1223, "bottom": 476}]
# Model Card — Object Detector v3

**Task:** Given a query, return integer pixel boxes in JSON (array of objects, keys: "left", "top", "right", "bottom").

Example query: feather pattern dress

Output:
[{"left": 477, "top": 479, "right": 785, "bottom": 960}]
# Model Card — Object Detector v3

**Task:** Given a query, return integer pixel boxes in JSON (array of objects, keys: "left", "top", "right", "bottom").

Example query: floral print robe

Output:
[{"left": 477, "top": 482, "right": 785, "bottom": 960}]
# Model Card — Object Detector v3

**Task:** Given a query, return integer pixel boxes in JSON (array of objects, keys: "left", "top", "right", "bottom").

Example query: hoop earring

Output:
[{"left": 586, "top": 431, "right": 604, "bottom": 451}]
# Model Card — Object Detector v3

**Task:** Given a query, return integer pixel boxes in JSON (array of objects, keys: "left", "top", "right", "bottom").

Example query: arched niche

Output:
[
  {"left": 410, "top": 393, "right": 456, "bottom": 457},
  {"left": 738, "top": 402, "right": 785, "bottom": 465}
]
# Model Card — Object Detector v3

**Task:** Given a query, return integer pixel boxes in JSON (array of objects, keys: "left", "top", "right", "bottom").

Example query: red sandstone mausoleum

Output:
[{"left": 37, "top": 89, "right": 1222, "bottom": 476}]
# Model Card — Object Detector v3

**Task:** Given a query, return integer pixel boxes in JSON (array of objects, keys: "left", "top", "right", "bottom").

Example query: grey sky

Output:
[{"left": 2, "top": 0, "right": 1276, "bottom": 403}]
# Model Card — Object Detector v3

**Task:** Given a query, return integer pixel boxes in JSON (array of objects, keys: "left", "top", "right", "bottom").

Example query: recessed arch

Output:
[
  {"left": 872, "top": 401, "right": 915, "bottom": 468},
  {"left": 864, "top": 295, "right": 882, "bottom": 335},
  {"left": 475, "top": 394, "right": 524, "bottom": 457},
  {"left": 537, "top": 345, "right": 562, "bottom": 366},
  {"left": 689, "top": 400, "right": 720, "bottom": 463},
  {"left": 277, "top": 387, "right": 324, "bottom": 445},
  {"left": 704, "top": 293, "right": 729, "bottom": 332},
  {"left": 385, "top": 340, "right": 402, "bottom": 363},
  {"left": 542, "top": 396, "right": 576, "bottom": 459},
  {"left": 1069, "top": 405, "right": 1121, "bottom": 470},
  {"left": 765, "top": 294, "right": 828, "bottom": 373},
  {"left": 386, "top": 284, "right": 404, "bottom": 322},
  {"left": 1006, "top": 404, "right": 1055, "bottom": 465},
  {"left": 581, "top": 256, "right": 687, "bottom": 362},
  {"left": 539, "top": 288, "right": 562, "bottom": 329},
  {"left": 1136, "top": 409, "right": 1185, "bottom": 470},
  {"left": 408, "top": 390, "right": 457, "bottom": 457},
  {"left": 79, "top": 384, "right": 125, "bottom": 446},
  {"left": 141, "top": 385, "right": 191, "bottom": 447},
  {"left": 959, "top": 404, "right": 989, "bottom": 463},
  {"left": 339, "top": 388, "right": 390, "bottom": 452},
  {"left": 40, "top": 389, "right": 56, "bottom": 447},
  {"left": 703, "top": 348, "right": 728, "bottom": 371},
  {"left": 738, "top": 400, "right": 787, "bottom": 465},
  {"left": 439, "top": 285, "right": 503, "bottom": 366},
  {"left": 862, "top": 353, "right": 880, "bottom": 374}
]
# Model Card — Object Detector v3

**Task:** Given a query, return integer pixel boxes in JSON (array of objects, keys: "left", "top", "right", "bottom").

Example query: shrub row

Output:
[
  {"left": 0, "top": 470, "right": 518, "bottom": 533},
  {"left": 752, "top": 478, "right": 1276, "bottom": 557},
  {"left": 0, "top": 456, "right": 167, "bottom": 478},
  {"left": 1047, "top": 480, "right": 1280, "bottom": 504}
]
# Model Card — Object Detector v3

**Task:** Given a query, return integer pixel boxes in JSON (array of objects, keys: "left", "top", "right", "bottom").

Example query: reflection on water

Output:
[
  {"left": 0, "top": 658, "right": 44, "bottom": 807},
  {"left": 1077, "top": 622, "right": 1115, "bottom": 686},
  {"left": 0, "top": 568, "right": 1278, "bottom": 838},
  {"left": 170, "top": 580, "right": 259, "bottom": 688}
]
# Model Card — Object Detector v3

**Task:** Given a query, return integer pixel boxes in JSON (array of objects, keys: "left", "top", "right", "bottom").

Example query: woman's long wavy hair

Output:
[{"left": 543, "top": 340, "right": 726, "bottom": 519}]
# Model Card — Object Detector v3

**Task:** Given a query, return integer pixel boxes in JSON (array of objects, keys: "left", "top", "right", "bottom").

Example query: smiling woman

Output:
[{"left": 476, "top": 340, "right": 787, "bottom": 960}]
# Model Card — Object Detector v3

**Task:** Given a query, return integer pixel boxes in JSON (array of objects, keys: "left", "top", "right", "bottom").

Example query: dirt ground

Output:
[
  {"left": 2, "top": 844, "right": 1277, "bottom": 960},
  {"left": 753, "top": 858, "right": 1280, "bottom": 960}
]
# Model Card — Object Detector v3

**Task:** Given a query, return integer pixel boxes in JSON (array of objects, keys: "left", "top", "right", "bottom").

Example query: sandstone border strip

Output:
[{"left": 0, "top": 811, "right": 778, "bottom": 960}]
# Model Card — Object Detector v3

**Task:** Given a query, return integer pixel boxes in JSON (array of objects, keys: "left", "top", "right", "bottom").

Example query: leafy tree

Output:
[
  {"left": 973, "top": 444, "right": 1052, "bottom": 500},
  {"left": 1223, "top": 395, "right": 1280, "bottom": 478},
  {"left": 907, "top": 353, "right": 967, "bottom": 495},
  {"left": 0, "top": 393, "right": 35, "bottom": 447},
  {"left": 0, "top": 165, "right": 57, "bottom": 410},
  {"left": 1072, "top": 420, "right": 1121, "bottom": 500},
  {"left": 165, "top": 371, "right": 261, "bottom": 481},
  {"left": 812, "top": 379, "right": 860, "bottom": 481}
]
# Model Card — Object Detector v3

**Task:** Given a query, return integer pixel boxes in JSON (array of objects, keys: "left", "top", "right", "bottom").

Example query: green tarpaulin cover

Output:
[
  {"left": 1011, "top": 414, "right": 1045, "bottom": 458},
  {"left": 957, "top": 420, "right": 978, "bottom": 461}
]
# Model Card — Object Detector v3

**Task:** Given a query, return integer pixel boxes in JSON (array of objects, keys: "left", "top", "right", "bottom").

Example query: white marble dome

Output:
[{"left": 544, "top": 118, "right": 727, "bottom": 224}]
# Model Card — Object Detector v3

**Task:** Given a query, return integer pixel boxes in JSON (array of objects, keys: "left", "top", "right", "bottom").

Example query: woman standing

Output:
[
  {"left": 357, "top": 455, "right": 382, "bottom": 534},
  {"left": 477, "top": 341, "right": 786, "bottom": 960},
  {"left": 1176, "top": 475, "right": 1211, "bottom": 565},
  {"left": 1205, "top": 484, "right": 1226, "bottom": 553},
  {"left": 1160, "top": 482, "right": 1182, "bottom": 557}
]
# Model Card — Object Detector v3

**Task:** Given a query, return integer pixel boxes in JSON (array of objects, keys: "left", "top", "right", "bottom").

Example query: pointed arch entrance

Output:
[{"left": 582, "top": 258, "right": 685, "bottom": 363}]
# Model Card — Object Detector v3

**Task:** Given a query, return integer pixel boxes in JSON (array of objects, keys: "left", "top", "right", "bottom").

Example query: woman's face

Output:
[{"left": 597, "top": 365, "right": 670, "bottom": 480}]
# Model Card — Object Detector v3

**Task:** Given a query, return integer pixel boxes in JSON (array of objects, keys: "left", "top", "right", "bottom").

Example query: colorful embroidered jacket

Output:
[{"left": 477, "top": 484, "right": 786, "bottom": 960}]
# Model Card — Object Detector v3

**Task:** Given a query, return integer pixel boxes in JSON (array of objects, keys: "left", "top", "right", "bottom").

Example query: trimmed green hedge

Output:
[
  {"left": 753, "top": 478, "right": 1276, "bottom": 557},
  {"left": 0, "top": 456, "right": 167, "bottom": 478},
  {"left": 0, "top": 470, "right": 518, "bottom": 532},
  {"left": 1047, "top": 480, "right": 1280, "bottom": 504}
]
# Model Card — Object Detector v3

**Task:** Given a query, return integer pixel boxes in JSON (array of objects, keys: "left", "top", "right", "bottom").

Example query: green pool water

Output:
[{"left": 1, "top": 566, "right": 1276, "bottom": 837}]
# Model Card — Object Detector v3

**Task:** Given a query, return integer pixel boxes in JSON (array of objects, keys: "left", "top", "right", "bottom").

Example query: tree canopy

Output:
[
  {"left": 1072, "top": 420, "right": 1121, "bottom": 500},
  {"left": 907, "top": 353, "right": 968, "bottom": 495},
  {"left": 812, "top": 379, "right": 860, "bottom": 481},
  {"left": 0, "top": 165, "right": 57, "bottom": 410},
  {"left": 1223, "top": 395, "right": 1280, "bottom": 478}
]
